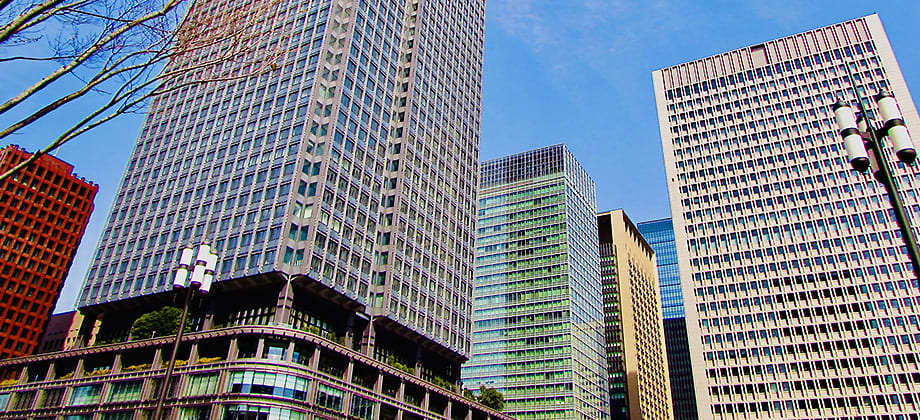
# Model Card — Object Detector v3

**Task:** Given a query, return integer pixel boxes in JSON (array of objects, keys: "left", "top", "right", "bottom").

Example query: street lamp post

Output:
[
  {"left": 833, "top": 89, "right": 920, "bottom": 280},
  {"left": 152, "top": 244, "right": 218, "bottom": 420}
]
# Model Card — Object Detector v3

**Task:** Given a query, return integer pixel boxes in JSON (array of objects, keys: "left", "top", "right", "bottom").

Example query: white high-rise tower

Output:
[{"left": 654, "top": 14, "right": 920, "bottom": 419}]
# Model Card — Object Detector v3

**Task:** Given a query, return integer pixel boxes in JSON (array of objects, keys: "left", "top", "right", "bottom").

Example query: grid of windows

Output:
[
  {"left": 655, "top": 14, "right": 920, "bottom": 419},
  {"left": 108, "top": 380, "right": 142, "bottom": 402},
  {"left": 636, "top": 218, "right": 698, "bottom": 419},
  {"left": 636, "top": 219, "right": 684, "bottom": 318},
  {"left": 599, "top": 211, "right": 673, "bottom": 420},
  {"left": 463, "top": 145, "right": 609, "bottom": 420},
  {"left": 228, "top": 370, "right": 309, "bottom": 400},
  {"left": 224, "top": 404, "right": 305, "bottom": 420},
  {"left": 77, "top": 0, "right": 486, "bottom": 356},
  {"left": 0, "top": 146, "right": 97, "bottom": 359}
]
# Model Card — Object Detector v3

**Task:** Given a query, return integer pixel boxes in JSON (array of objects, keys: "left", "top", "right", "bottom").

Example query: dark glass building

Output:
[{"left": 635, "top": 218, "right": 697, "bottom": 420}]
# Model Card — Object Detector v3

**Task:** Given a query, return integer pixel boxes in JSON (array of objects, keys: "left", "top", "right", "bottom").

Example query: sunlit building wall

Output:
[{"left": 654, "top": 14, "right": 920, "bottom": 419}]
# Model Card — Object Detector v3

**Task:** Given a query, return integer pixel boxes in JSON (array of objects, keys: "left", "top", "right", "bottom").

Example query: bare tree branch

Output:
[
  {"left": 0, "top": 0, "right": 183, "bottom": 116},
  {"left": 0, "top": 0, "right": 64, "bottom": 44},
  {"left": 0, "top": 0, "right": 294, "bottom": 181},
  {"left": 0, "top": 54, "right": 81, "bottom": 62},
  {"left": 0, "top": 0, "right": 15, "bottom": 13}
]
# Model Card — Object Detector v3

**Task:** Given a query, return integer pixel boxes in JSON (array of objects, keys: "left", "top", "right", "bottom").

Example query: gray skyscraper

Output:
[
  {"left": 654, "top": 14, "right": 920, "bottom": 419},
  {"left": 463, "top": 145, "right": 610, "bottom": 420},
  {"left": 79, "top": 0, "right": 484, "bottom": 356}
]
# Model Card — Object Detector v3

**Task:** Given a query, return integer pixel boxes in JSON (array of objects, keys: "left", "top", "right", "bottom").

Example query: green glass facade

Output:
[{"left": 463, "top": 145, "right": 609, "bottom": 420}]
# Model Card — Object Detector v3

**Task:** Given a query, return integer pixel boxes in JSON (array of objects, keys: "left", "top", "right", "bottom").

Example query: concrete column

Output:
[
  {"left": 360, "top": 319, "right": 375, "bottom": 356},
  {"left": 306, "top": 377, "right": 318, "bottom": 403},
  {"left": 345, "top": 312, "right": 355, "bottom": 349},
  {"left": 44, "top": 363, "right": 54, "bottom": 381},
  {"left": 273, "top": 275, "right": 294, "bottom": 326},
  {"left": 286, "top": 341, "right": 297, "bottom": 362},
  {"left": 189, "top": 342, "right": 199, "bottom": 365},
  {"left": 345, "top": 358, "right": 355, "bottom": 383},
  {"left": 374, "top": 372, "right": 384, "bottom": 394},
  {"left": 152, "top": 346, "right": 164, "bottom": 369},
  {"left": 112, "top": 353, "right": 123, "bottom": 373},
  {"left": 227, "top": 337, "right": 239, "bottom": 361},
  {"left": 73, "top": 358, "right": 85, "bottom": 379},
  {"left": 414, "top": 346, "right": 422, "bottom": 378},
  {"left": 309, "top": 347, "right": 322, "bottom": 371},
  {"left": 202, "top": 298, "right": 217, "bottom": 331},
  {"left": 255, "top": 338, "right": 265, "bottom": 359}
]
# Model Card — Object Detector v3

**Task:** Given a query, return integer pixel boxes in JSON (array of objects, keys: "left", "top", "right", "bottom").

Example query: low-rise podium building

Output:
[{"left": 0, "top": 273, "right": 510, "bottom": 420}]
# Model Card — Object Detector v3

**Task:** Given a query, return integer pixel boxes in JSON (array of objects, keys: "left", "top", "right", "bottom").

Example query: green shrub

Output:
[
  {"left": 85, "top": 368, "right": 111, "bottom": 377},
  {"left": 385, "top": 355, "right": 415, "bottom": 375},
  {"left": 131, "top": 307, "right": 189, "bottom": 339},
  {"left": 122, "top": 363, "right": 152, "bottom": 372},
  {"left": 431, "top": 376, "right": 456, "bottom": 392}
]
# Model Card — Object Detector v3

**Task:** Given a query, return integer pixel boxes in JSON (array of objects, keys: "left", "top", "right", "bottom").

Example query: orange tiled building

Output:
[{"left": 0, "top": 146, "right": 97, "bottom": 359}]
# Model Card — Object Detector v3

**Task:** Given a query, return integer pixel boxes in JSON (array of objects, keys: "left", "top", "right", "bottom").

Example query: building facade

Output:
[
  {"left": 78, "top": 0, "right": 484, "bottom": 356},
  {"left": 462, "top": 145, "right": 609, "bottom": 420},
  {"left": 598, "top": 210, "right": 673, "bottom": 420},
  {"left": 635, "top": 218, "right": 697, "bottom": 420},
  {"left": 0, "top": 146, "right": 97, "bottom": 359},
  {"left": 0, "top": 275, "right": 511, "bottom": 420},
  {"left": 36, "top": 311, "right": 84, "bottom": 354},
  {"left": 654, "top": 14, "right": 920, "bottom": 419}
]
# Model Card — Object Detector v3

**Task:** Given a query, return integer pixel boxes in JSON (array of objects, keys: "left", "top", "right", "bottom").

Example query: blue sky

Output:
[{"left": 3, "top": 1, "right": 920, "bottom": 312}]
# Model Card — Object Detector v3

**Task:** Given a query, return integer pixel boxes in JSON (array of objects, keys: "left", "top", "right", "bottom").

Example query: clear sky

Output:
[{"left": 3, "top": 1, "right": 920, "bottom": 313}]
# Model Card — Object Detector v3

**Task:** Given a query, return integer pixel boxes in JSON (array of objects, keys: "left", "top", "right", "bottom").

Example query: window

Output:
[
  {"left": 263, "top": 340, "right": 287, "bottom": 360},
  {"left": 186, "top": 373, "right": 220, "bottom": 396},
  {"left": 39, "top": 388, "right": 63, "bottom": 408},
  {"left": 224, "top": 404, "right": 304, "bottom": 420},
  {"left": 351, "top": 395, "right": 376, "bottom": 420},
  {"left": 109, "top": 380, "right": 142, "bottom": 402},
  {"left": 11, "top": 390, "right": 35, "bottom": 410},
  {"left": 177, "top": 406, "right": 211, "bottom": 420},
  {"left": 101, "top": 412, "right": 134, "bottom": 420},
  {"left": 315, "top": 384, "right": 344, "bottom": 410},
  {"left": 228, "top": 371, "right": 308, "bottom": 400},
  {"left": 70, "top": 384, "right": 102, "bottom": 405}
]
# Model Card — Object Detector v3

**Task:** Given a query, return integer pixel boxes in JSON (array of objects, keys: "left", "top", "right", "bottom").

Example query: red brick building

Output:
[{"left": 0, "top": 146, "right": 97, "bottom": 359}]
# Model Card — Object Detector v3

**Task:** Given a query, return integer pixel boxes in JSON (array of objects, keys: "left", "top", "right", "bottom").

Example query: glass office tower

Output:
[
  {"left": 654, "top": 14, "right": 920, "bottom": 419},
  {"left": 463, "top": 144, "right": 610, "bottom": 420},
  {"left": 78, "top": 0, "right": 484, "bottom": 355},
  {"left": 635, "top": 218, "right": 697, "bottom": 420}
]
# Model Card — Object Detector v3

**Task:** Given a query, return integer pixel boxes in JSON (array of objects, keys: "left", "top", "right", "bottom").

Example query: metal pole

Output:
[
  {"left": 843, "top": 62, "right": 920, "bottom": 280},
  {"left": 862, "top": 126, "right": 920, "bottom": 280},
  {"left": 152, "top": 287, "right": 194, "bottom": 420}
]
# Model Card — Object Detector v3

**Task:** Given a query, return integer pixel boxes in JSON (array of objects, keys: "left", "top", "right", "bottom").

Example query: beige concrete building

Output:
[
  {"left": 597, "top": 210, "right": 673, "bottom": 420},
  {"left": 654, "top": 14, "right": 920, "bottom": 420}
]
